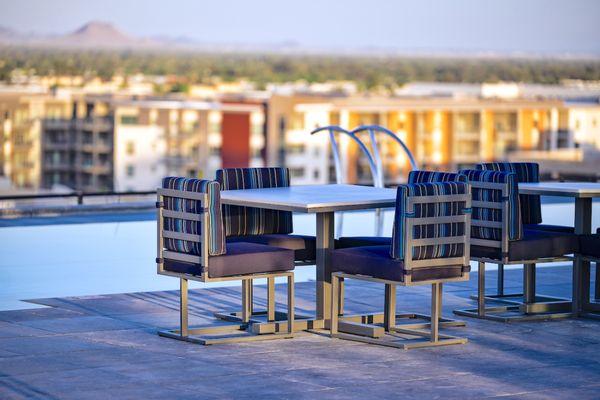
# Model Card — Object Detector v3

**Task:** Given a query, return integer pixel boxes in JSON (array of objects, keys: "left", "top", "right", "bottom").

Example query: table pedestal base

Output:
[{"left": 215, "top": 309, "right": 465, "bottom": 338}]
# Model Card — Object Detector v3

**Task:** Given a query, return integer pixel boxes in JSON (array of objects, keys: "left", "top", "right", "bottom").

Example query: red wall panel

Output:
[{"left": 221, "top": 112, "right": 250, "bottom": 168}]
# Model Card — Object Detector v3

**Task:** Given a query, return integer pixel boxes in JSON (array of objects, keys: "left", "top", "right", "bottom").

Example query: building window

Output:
[
  {"left": 126, "top": 165, "right": 135, "bottom": 177},
  {"left": 120, "top": 115, "right": 139, "bottom": 125},
  {"left": 289, "top": 167, "right": 305, "bottom": 178},
  {"left": 126, "top": 141, "right": 135, "bottom": 155},
  {"left": 287, "top": 144, "right": 305, "bottom": 154}
]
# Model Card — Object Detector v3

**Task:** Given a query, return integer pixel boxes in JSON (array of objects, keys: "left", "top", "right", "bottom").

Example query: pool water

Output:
[{"left": 1, "top": 201, "right": 598, "bottom": 310}]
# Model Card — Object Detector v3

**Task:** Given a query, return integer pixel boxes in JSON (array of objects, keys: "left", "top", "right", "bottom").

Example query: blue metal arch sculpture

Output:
[
  {"left": 350, "top": 125, "right": 419, "bottom": 188},
  {"left": 310, "top": 125, "right": 380, "bottom": 185}
]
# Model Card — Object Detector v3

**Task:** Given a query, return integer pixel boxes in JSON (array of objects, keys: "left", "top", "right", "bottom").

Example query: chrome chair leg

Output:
[
  {"left": 595, "top": 262, "right": 600, "bottom": 302},
  {"left": 159, "top": 274, "right": 294, "bottom": 345},
  {"left": 331, "top": 274, "right": 340, "bottom": 335},
  {"left": 384, "top": 283, "right": 396, "bottom": 331},
  {"left": 330, "top": 273, "right": 466, "bottom": 349},
  {"left": 497, "top": 264, "right": 504, "bottom": 296},
  {"left": 180, "top": 278, "right": 189, "bottom": 337}
]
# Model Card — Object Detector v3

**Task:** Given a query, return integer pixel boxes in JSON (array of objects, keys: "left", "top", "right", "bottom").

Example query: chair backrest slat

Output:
[{"left": 216, "top": 167, "right": 293, "bottom": 237}]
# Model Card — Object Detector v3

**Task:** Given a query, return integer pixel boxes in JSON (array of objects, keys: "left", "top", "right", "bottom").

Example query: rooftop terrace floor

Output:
[{"left": 1, "top": 264, "right": 599, "bottom": 399}]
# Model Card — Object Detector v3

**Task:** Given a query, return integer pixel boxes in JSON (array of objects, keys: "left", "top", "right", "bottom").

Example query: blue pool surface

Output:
[{"left": 1, "top": 201, "right": 599, "bottom": 310}]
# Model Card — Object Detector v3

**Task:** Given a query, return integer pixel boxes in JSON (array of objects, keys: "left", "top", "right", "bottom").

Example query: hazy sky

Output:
[{"left": 1, "top": 0, "right": 599, "bottom": 54}]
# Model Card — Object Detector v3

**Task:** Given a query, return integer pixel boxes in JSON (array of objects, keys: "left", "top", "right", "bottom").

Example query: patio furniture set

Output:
[{"left": 155, "top": 162, "right": 600, "bottom": 349}]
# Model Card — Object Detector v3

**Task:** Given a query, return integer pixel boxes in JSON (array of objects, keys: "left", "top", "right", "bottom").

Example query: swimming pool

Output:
[{"left": 1, "top": 201, "right": 598, "bottom": 310}]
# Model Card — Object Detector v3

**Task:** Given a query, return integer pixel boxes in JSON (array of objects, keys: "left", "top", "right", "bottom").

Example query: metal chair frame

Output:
[
  {"left": 453, "top": 180, "right": 573, "bottom": 322},
  {"left": 330, "top": 190, "right": 472, "bottom": 349},
  {"left": 156, "top": 188, "right": 294, "bottom": 345},
  {"left": 577, "top": 252, "right": 600, "bottom": 320}
]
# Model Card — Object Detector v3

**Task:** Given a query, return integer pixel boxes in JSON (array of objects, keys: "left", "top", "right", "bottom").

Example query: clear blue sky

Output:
[{"left": 2, "top": 0, "right": 599, "bottom": 54}]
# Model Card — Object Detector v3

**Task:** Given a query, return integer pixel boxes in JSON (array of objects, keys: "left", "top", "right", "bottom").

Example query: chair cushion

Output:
[
  {"left": 164, "top": 242, "right": 294, "bottom": 278},
  {"left": 337, "top": 236, "right": 392, "bottom": 249},
  {"left": 579, "top": 234, "right": 600, "bottom": 258},
  {"left": 408, "top": 170, "right": 467, "bottom": 184},
  {"left": 216, "top": 168, "right": 293, "bottom": 236},
  {"left": 162, "top": 177, "right": 225, "bottom": 256},
  {"left": 228, "top": 234, "right": 316, "bottom": 262},
  {"left": 525, "top": 224, "right": 575, "bottom": 234},
  {"left": 459, "top": 169, "right": 523, "bottom": 242},
  {"left": 477, "top": 162, "right": 542, "bottom": 225},
  {"left": 472, "top": 229, "right": 579, "bottom": 262},
  {"left": 391, "top": 181, "right": 469, "bottom": 261},
  {"left": 332, "top": 246, "right": 468, "bottom": 283}
]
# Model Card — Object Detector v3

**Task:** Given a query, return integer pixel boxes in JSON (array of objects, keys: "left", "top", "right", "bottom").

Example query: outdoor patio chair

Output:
[
  {"left": 156, "top": 177, "right": 294, "bottom": 344},
  {"left": 475, "top": 162, "right": 575, "bottom": 301},
  {"left": 453, "top": 169, "right": 579, "bottom": 322},
  {"left": 214, "top": 167, "right": 316, "bottom": 324},
  {"left": 336, "top": 171, "right": 467, "bottom": 249},
  {"left": 330, "top": 181, "right": 472, "bottom": 349}
]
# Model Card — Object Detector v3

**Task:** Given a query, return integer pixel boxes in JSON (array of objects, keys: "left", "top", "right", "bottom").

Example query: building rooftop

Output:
[{"left": 0, "top": 265, "right": 598, "bottom": 399}]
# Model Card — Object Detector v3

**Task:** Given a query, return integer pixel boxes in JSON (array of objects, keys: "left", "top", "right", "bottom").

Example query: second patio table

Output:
[
  {"left": 220, "top": 184, "right": 397, "bottom": 331},
  {"left": 519, "top": 182, "right": 600, "bottom": 317}
]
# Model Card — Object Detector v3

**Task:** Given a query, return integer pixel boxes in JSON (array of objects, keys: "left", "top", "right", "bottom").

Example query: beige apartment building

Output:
[
  {"left": 1, "top": 86, "right": 598, "bottom": 191},
  {"left": 112, "top": 98, "right": 266, "bottom": 191},
  {"left": 0, "top": 92, "right": 73, "bottom": 188},
  {"left": 267, "top": 94, "right": 580, "bottom": 185},
  {"left": 0, "top": 91, "right": 267, "bottom": 192}
]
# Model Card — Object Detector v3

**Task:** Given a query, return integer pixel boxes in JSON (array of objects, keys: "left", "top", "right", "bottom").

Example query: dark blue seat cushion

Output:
[
  {"left": 472, "top": 229, "right": 579, "bottom": 262},
  {"left": 164, "top": 242, "right": 294, "bottom": 278},
  {"left": 331, "top": 246, "right": 468, "bottom": 282},
  {"left": 337, "top": 236, "right": 392, "bottom": 249},
  {"left": 579, "top": 234, "right": 600, "bottom": 258},
  {"left": 525, "top": 224, "right": 575, "bottom": 234},
  {"left": 228, "top": 234, "right": 316, "bottom": 262}
]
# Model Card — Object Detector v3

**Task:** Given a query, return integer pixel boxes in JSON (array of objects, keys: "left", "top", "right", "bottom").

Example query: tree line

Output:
[{"left": 1, "top": 47, "right": 599, "bottom": 91}]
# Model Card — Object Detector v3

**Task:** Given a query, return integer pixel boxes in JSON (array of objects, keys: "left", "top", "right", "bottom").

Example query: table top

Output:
[
  {"left": 220, "top": 184, "right": 397, "bottom": 213},
  {"left": 519, "top": 182, "right": 600, "bottom": 198}
]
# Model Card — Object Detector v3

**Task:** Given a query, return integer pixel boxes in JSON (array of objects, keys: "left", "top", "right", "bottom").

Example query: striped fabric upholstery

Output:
[
  {"left": 216, "top": 168, "right": 293, "bottom": 237},
  {"left": 162, "top": 177, "right": 226, "bottom": 257},
  {"left": 477, "top": 162, "right": 541, "bottom": 225},
  {"left": 408, "top": 170, "right": 467, "bottom": 184},
  {"left": 459, "top": 169, "right": 523, "bottom": 242},
  {"left": 390, "top": 182, "right": 469, "bottom": 261}
]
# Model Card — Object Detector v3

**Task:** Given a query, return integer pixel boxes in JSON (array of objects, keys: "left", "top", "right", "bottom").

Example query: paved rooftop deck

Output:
[{"left": 1, "top": 264, "right": 599, "bottom": 399}]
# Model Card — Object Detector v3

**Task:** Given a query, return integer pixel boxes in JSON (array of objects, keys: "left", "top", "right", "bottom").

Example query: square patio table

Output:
[
  {"left": 519, "top": 182, "right": 600, "bottom": 317},
  {"left": 220, "top": 184, "right": 397, "bottom": 328}
]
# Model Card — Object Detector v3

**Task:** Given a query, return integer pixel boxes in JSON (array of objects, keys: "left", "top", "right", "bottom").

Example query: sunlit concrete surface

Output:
[{"left": 0, "top": 265, "right": 598, "bottom": 399}]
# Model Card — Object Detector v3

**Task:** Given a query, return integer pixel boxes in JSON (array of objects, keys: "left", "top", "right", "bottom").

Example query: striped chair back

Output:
[
  {"left": 408, "top": 170, "right": 467, "bottom": 184},
  {"left": 160, "top": 177, "right": 226, "bottom": 260},
  {"left": 390, "top": 182, "right": 471, "bottom": 271},
  {"left": 216, "top": 168, "right": 293, "bottom": 237},
  {"left": 476, "top": 162, "right": 541, "bottom": 225},
  {"left": 458, "top": 170, "right": 523, "bottom": 253}
]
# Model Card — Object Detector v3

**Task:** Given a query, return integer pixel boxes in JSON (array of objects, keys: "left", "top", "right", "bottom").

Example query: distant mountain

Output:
[
  {"left": 0, "top": 21, "right": 159, "bottom": 49},
  {"left": 57, "top": 21, "right": 139, "bottom": 47}
]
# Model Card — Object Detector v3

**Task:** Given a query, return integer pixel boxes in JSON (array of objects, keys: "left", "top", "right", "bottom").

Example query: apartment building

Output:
[
  {"left": 0, "top": 92, "right": 72, "bottom": 188},
  {"left": 112, "top": 98, "right": 266, "bottom": 191},
  {"left": 41, "top": 99, "right": 114, "bottom": 191},
  {"left": 267, "top": 94, "right": 572, "bottom": 185}
]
